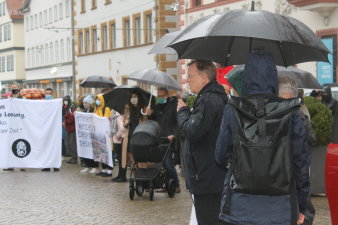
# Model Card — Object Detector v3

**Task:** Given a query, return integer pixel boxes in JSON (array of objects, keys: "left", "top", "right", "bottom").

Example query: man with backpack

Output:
[
  {"left": 177, "top": 60, "right": 227, "bottom": 225},
  {"left": 215, "top": 51, "right": 309, "bottom": 225}
]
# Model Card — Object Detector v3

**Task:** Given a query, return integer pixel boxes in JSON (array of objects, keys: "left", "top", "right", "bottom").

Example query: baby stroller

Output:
[{"left": 129, "top": 120, "right": 176, "bottom": 201}]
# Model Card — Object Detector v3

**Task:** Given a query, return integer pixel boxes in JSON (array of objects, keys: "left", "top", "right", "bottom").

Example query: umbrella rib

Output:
[
  {"left": 278, "top": 42, "right": 288, "bottom": 68},
  {"left": 225, "top": 36, "right": 235, "bottom": 66}
]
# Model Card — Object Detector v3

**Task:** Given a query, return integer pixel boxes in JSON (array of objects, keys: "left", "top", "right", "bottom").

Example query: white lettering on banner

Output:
[
  {"left": 0, "top": 99, "right": 62, "bottom": 168},
  {"left": 75, "top": 112, "right": 113, "bottom": 167}
]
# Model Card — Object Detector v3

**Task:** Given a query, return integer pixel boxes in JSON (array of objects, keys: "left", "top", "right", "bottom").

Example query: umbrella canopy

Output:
[
  {"left": 127, "top": 69, "right": 181, "bottom": 91},
  {"left": 148, "top": 31, "right": 180, "bottom": 55},
  {"left": 168, "top": 8, "right": 330, "bottom": 67},
  {"left": 103, "top": 85, "right": 154, "bottom": 114},
  {"left": 227, "top": 65, "right": 322, "bottom": 95},
  {"left": 80, "top": 75, "right": 116, "bottom": 88}
]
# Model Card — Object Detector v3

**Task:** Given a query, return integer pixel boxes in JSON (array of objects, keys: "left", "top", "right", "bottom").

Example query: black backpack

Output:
[{"left": 227, "top": 95, "right": 300, "bottom": 196}]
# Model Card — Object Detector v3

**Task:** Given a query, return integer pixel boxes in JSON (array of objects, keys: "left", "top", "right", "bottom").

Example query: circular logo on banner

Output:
[{"left": 12, "top": 139, "right": 31, "bottom": 158}]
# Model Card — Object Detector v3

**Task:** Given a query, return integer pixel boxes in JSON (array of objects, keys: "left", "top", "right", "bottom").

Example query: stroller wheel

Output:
[
  {"left": 136, "top": 184, "right": 144, "bottom": 197},
  {"left": 149, "top": 187, "right": 154, "bottom": 201},
  {"left": 167, "top": 179, "right": 176, "bottom": 198},
  {"left": 129, "top": 187, "right": 135, "bottom": 200}
]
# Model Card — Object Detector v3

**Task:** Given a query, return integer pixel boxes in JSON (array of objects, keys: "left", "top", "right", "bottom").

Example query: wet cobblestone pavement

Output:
[{"left": 0, "top": 162, "right": 331, "bottom": 225}]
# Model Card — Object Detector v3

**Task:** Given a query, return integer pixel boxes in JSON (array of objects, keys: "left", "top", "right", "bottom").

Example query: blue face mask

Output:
[
  {"left": 157, "top": 97, "right": 167, "bottom": 104},
  {"left": 96, "top": 100, "right": 101, "bottom": 106},
  {"left": 45, "top": 95, "right": 53, "bottom": 100}
]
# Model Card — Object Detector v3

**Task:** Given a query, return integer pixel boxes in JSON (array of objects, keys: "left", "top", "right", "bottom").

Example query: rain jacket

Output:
[
  {"left": 94, "top": 94, "right": 111, "bottom": 118},
  {"left": 216, "top": 51, "right": 309, "bottom": 225},
  {"left": 177, "top": 80, "right": 227, "bottom": 194},
  {"left": 63, "top": 95, "right": 76, "bottom": 133}
]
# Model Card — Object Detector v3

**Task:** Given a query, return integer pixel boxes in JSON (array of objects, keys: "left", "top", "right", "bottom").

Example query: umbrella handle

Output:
[{"left": 140, "top": 87, "right": 153, "bottom": 116}]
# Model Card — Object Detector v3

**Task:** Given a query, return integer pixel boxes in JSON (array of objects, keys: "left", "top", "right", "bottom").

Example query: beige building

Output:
[
  {"left": 74, "top": 0, "right": 178, "bottom": 97},
  {"left": 0, "top": 0, "right": 25, "bottom": 95}
]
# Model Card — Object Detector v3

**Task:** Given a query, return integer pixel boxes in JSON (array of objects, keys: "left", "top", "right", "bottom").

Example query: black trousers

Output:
[
  {"left": 115, "top": 143, "right": 126, "bottom": 178},
  {"left": 194, "top": 193, "right": 223, "bottom": 225},
  {"left": 83, "top": 158, "right": 98, "bottom": 168}
]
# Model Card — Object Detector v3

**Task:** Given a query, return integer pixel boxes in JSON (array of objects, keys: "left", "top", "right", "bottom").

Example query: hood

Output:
[
  {"left": 63, "top": 95, "right": 71, "bottom": 104},
  {"left": 83, "top": 94, "right": 94, "bottom": 104},
  {"left": 199, "top": 80, "right": 227, "bottom": 99},
  {"left": 323, "top": 86, "right": 333, "bottom": 103},
  {"left": 242, "top": 51, "right": 278, "bottom": 96},
  {"left": 96, "top": 94, "right": 105, "bottom": 109}
]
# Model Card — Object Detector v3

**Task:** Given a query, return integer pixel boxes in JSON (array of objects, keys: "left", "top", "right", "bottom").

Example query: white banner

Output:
[
  {"left": 75, "top": 112, "right": 113, "bottom": 167},
  {"left": 0, "top": 98, "right": 62, "bottom": 168}
]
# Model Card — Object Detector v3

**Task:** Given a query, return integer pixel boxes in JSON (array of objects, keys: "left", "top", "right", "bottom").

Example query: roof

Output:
[{"left": 6, "top": 0, "right": 25, "bottom": 19}]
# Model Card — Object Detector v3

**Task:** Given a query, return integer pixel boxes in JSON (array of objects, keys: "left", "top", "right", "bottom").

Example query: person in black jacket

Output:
[
  {"left": 177, "top": 60, "right": 227, "bottom": 225},
  {"left": 147, "top": 87, "right": 180, "bottom": 193}
]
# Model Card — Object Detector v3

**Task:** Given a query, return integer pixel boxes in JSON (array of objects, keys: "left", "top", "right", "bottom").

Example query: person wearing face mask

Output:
[
  {"left": 322, "top": 86, "right": 337, "bottom": 117},
  {"left": 94, "top": 94, "right": 113, "bottom": 177},
  {"left": 63, "top": 95, "right": 78, "bottom": 164},
  {"left": 8, "top": 83, "right": 23, "bottom": 99},
  {"left": 146, "top": 87, "right": 181, "bottom": 193},
  {"left": 121, "top": 91, "right": 148, "bottom": 173}
]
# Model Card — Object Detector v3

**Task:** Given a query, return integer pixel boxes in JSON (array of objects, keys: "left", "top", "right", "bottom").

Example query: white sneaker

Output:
[
  {"left": 89, "top": 168, "right": 98, "bottom": 174},
  {"left": 80, "top": 168, "right": 90, "bottom": 173}
]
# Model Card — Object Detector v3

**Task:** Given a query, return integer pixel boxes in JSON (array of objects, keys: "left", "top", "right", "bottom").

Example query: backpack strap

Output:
[{"left": 256, "top": 98, "right": 266, "bottom": 143}]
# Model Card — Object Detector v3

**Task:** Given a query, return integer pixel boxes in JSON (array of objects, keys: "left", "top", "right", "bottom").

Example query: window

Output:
[
  {"left": 3, "top": 2, "right": 5, "bottom": 16},
  {"left": 133, "top": 15, "right": 141, "bottom": 45},
  {"left": 109, "top": 21, "right": 116, "bottom": 49},
  {"left": 92, "top": 0, "right": 97, "bottom": 9},
  {"left": 32, "top": 47, "right": 35, "bottom": 66},
  {"left": 36, "top": 46, "right": 40, "bottom": 65},
  {"left": 50, "top": 42, "right": 54, "bottom": 63},
  {"left": 79, "top": 31, "right": 84, "bottom": 55},
  {"left": 0, "top": 26, "right": 2, "bottom": 42},
  {"left": 0, "top": 3, "right": 2, "bottom": 17},
  {"left": 49, "top": 8, "right": 52, "bottom": 24},
  {"left": 55, "top": 41, "right": 59, "bottom": 63},
  {"left": 45, "top": 43, "right": 49, "bottom": 64},
  {"left": 54, "top": 6, "right": 58, "bottom": 22},
  {"left": 2, "top": 56, "right": 5, "bottom": 72},
  {"left": 26, "top": 16, "right": 29, "bottom": 31},
  {"left": 60, "top": 39, "right": 64, "bottom": 61},
  {"left": 39, "top": 12, "right": 42, "bottom": 27},
  {"left": 123, "top": 17, "right": 131, "bottom": 47},
  {"left": 41, "top": 45, "right": 44, "bottom": 65},
  {"left": 192, "top": 0, "right": 202, "bottom": 7},
  {"left": 35, "top": 14, "right": 38, "bottom": 29},
  {"left": 44, "top": 10, "right": 47, "bottom": 26},
  {"left": 66, "top": 0, "right": 70, "bottom": 17},
  {"left": 85, "top": 29, "right": 90, "bottom": 53},
  {"left": 67, "top": 38, "right": 71, "bottom": 61},
  {"left": 7, "top": 24, "right": 11, "bottom": 41},
  {"left": 27, "top": 49, "right": 30, "bottom": 67},
  {"left": 144, "top": 12, "right": 152, "bottom": 43},
  {"left": 4, "top": 24, "right": 7, "bottom": 41},
  {"left": 81, "top": 0, "right": 86, "bottom": 13},
  {"left": 91, "top": 27, "right": 97, "bottom": 52},
  {"left": 30, "top": 16, "right": 33, "bottom": 30},
  {"left": 59, "top": 3, "right": 63, "bottom": 20},
  {"left": 101, "top": 23, "right": 108, "bottom": 50}
]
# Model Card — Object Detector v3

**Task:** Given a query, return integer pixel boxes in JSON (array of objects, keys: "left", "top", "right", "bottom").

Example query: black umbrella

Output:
[
  {"left": 103, "top": 85, "right": 154, "bottom": 114},
  {"left": 148, "top": 31, "right": 180, "bottom": 55},
  {"left": 227, "top": 65, "right": 322, "bottom": 95},
  {"left": 168, "top": 3, "right": 330, "bottom": 67},
  {"left": 80, "top": 75, "right": 116, "bottom": 88}
]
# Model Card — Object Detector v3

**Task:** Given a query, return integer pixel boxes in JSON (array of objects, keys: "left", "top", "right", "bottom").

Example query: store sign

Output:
[{"left": 317, "top": 38, "right": 334, "bottom": 85}]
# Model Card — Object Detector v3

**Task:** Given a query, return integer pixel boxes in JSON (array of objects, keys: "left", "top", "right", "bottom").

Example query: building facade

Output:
[
  {"left": 74, "top": 0, "right": 178, "bottom": 97},
  {"left": 177, "top": 0, "right": 338, "bottom": 91},
  {"left": 21, "top": 0, "right": 73, "bottom": 98},
  {"left": 0, "top": 0, "right": 25, "bottom": 95}
]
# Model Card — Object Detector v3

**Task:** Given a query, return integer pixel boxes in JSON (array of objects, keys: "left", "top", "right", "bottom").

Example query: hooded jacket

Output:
[
  {"left": 63, "top": 95, "right": 76, "bottom": 133},
  {"left": 94, "top": 94, "right": 111, "bottom": 118},
  {"left": 177, "top": 80, "right": 227, "bottom": 194},
  {"left": 215, "top": 52, "right": 309, "bottom": 225}
]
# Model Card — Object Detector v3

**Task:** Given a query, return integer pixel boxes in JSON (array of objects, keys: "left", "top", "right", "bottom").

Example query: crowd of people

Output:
[{"left": 3, "top": 50, "right": 338, "bottom": 225}]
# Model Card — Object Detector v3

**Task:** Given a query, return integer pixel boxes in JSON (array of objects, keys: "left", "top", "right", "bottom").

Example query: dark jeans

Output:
[
  {"left": 194, "top": 193, "right": 223, "bottom": 225},
  {"left": 164, "top": 151, "right": 180, "bottom": 188},
  {"left": 65, "top": 132, "right": 77, "bottom": 158},
  {"left": 115, "top": 143, "right": 126, "bottom": 178},
  {"left": 83, "top": 158, "right": 98, "bottom": 168}
]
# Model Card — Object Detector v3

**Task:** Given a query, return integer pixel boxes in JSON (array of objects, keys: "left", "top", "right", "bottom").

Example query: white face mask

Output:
[
  {"left": 64, "top": 100, "right": 69, "bottom": 106},
  {"left": 130, "top": 97, "right": 138, "bottom": 105}
]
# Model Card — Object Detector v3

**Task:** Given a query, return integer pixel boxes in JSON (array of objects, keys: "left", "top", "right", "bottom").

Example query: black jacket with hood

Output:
[{"left": 177, "top": 80, "right": 227, "bottom": 194}]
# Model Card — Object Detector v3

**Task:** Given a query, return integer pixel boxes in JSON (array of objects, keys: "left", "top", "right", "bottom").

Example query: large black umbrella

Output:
[
  {"left": 168, "top": 4, "right": 330, "bottom": 67},
  {"left": 103, "top": 85, "right": 154, "bottom": 114},
  {"left": 227, "top": 65, "right": 322, "bottom": 95},
  {"left": 127, "top": 69, "right": 181, "bottom": 91},
  {"left": 80, "top": 75, "right": 116, "bottom": 88},
  {"left": 148, "top": 31, "right": 180, "bottom": 55}
]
